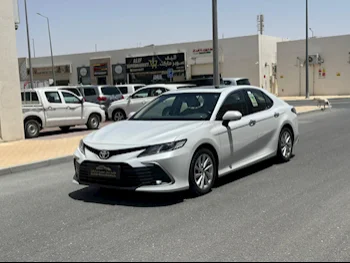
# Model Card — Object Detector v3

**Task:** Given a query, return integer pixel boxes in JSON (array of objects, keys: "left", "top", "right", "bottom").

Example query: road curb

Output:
[{"left": 0, "top": 155, "right": 73, "bottom": 177}]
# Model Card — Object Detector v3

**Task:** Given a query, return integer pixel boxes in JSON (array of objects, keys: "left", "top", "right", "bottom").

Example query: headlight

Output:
[
  {"left": 79, "top": 139, "right": 85, "bottom": 155},
  {"left": 138, "top": 139, "right": 187, "bottom": 158}
]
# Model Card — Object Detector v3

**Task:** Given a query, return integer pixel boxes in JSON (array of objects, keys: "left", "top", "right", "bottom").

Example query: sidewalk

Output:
[
  {"left": 0, "top": 105, "right": 320, "bottom": 170},
  {"left": 279, "top": 95, "right": 350, "bottom": 101}
]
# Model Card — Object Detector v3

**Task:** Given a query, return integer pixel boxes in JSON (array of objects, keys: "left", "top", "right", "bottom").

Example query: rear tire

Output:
[
  {"left": 113, "top": 109, "right": 126, "bottom": 122},
  {"left": 24, "top": 120, "right": 40, "bottom": 139},
  {"left": 59, "top": 126, "right": 71, "bottom": 132},
  {"left": 189, "top": 148, "right": 217, "bottom": 196},
  {"left": 86, "top": 114, "right": 100, "bottom": 130},
  {"left": 276, "top": 127, "right": 294, "bottom": 163}
]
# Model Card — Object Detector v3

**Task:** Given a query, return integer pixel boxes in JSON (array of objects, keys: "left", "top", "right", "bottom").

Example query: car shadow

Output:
[
  {"left": 39, "top": 127, "right": 88, "bottom": 138},
  {"left": 69, "top": 186, "right": 189, "bottom": 207},
  {"left": 69, "top": 156, "right": 294, "bottom": 208}
]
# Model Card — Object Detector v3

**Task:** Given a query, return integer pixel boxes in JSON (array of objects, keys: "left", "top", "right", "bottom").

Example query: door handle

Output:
[
  {"left": 66, "top": 106, "right": 72, "bottom": 110},
  {"left": 249, "top": 120, "right": 256, "bottom": 127},
  {"left": 274, "top": 112, "right": 280, "bottom": 118},
  {"left": 47, "top": 107, "right": 56, "bottom": 111}
]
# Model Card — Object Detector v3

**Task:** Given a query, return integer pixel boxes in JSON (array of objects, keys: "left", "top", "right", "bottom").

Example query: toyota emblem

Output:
[{"left": 99, "top": 150, "right": 110, "bottom": 160}]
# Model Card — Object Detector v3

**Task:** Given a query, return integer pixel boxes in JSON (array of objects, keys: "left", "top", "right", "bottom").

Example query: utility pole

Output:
[
  {"left": 32, "top": 38, "right": 36, "bottom": 58},
  {"left": 24, "top": 0, "right": 34, "bottom": 90},
  {"left": 306, "top": 0, "right": 310, "bottom": 98},
  {"left": 212, "top": 0, "right": 220, "bottom": 87}
]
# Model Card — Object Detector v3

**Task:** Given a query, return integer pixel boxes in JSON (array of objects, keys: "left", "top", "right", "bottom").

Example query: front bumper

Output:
[{"left": 73, "top": 145, "right": 191, "bottom": 193}]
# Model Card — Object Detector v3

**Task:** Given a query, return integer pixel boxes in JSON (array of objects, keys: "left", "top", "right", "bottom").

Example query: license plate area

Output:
[{"left": 90, "top": 164, "right": 121, "bottom": 180}]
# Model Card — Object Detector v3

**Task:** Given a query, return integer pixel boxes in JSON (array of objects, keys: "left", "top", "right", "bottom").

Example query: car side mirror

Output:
[
  {"left": 222, "top": 111, "right": 242, "bottom": 127},
  {"left": 128, "top": 112, "right": 136, "bottom": 119}
]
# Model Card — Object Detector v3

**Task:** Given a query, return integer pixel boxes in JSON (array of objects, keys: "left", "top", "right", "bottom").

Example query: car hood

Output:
[
  {"left": 84, "top": 102, "right": 102, "bottom": 108},
  {"left": 84, "top": 120, "right": 205, "bottom": 149}
]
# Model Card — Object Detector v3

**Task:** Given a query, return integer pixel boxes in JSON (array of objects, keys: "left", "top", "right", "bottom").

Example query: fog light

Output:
[{"left": 156, "top": 180, "right": 162, "bottom": 185}]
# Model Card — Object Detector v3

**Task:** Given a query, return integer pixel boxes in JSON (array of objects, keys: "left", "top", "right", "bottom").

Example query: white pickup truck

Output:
[{"left": 22, "top": 88, "right": 106, "bottom": 138}]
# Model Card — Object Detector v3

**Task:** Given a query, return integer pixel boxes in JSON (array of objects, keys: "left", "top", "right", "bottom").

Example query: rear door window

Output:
[
  {"left": 244, "top": 89, "right": 267, "bottom": 114},
  {"left": 45, "top": 92, "right": 62, "bottom": 104},
  {"left": 101, "top": 86, "right": 121, "bottom": 96},
  {"left": 63, "top": 88, "right": 81, "bottom": 97},
  {"left": 224, "top": 80, "right": 233, "bottom": 85}
]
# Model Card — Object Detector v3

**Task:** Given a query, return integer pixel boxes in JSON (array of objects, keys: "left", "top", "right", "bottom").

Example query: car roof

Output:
[
  {"left": 164, "top": 85, "right": 263, "bottom": 95},
  {"left": 115, "top": 84, "right": 145, "bottom": 87}
]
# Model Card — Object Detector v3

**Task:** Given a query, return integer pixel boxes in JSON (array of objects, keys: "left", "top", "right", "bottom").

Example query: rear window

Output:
[
  {"left": 224, "top": 80, "right": 233, "bottom": 85},
  {"left": 117, "top": 86, "right": 128, "bottom": 94},
  {"left": 21, "top": 92, "right": 39, "bottom": 104},
  {"left": 101, "top": 87, "right": 121, "bottom": 95},
  {"left": 236, "top": 79, "right": 250, "bottom": 85}
]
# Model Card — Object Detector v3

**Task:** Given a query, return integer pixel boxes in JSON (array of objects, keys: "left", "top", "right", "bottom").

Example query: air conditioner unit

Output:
[{"left": 308, "top": 54, "right": 324, "bottom": 65}]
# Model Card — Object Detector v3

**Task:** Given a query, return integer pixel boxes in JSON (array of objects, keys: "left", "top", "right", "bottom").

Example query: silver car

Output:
[
  {"left": 107, "top": 84, "right": 195, "bottom": 121},
  {"left": 78, "top": 85, "right": 124, "bottom": 114},
  {"left": 74, "top": 85, "right": 299, "bottom": 196}
]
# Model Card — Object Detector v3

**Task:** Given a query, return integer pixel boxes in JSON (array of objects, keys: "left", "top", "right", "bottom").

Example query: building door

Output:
[{"left": 97, "top": 77, "right": 107, "bottom": 85}]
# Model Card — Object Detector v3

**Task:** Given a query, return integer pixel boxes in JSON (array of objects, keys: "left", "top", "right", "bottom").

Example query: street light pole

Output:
[
  {"left": 32, "top": 38, "right": 36, "bottom": 58},
  {"left": 305, "top": 0, "right": 310, "bottom": 99},
  {"left": 24, "top": 0, "right": 34, "bottom": 90},
  {"left": 212, "top": 0, "right": 220, "bottom": 87},
  {"left": 37, "top": 13, "right": 56, "bottom": 86}
]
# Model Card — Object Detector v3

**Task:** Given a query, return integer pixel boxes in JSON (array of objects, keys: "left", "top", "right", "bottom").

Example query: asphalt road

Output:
[{"left": 2, "top": 108, "right": 350, "bottom": 261}]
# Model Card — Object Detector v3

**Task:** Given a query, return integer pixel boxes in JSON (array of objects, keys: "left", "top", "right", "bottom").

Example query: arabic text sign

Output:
[{"left": 125, "top": 53, "right": 186, "bottom": 74}]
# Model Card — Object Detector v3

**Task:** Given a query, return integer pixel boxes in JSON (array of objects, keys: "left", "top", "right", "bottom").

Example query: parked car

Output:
[
  {"left": 52, "top": 86, "right": 84, "bottom": 101},
  {"left": 73, "top": 85, "right": 299, "bottom": 196},
  {"left": 115, "top": 84, "right": 146, "bottom": 99},
  {"left": 223, "top": 78, "right": 251, "bottom": 86},
  {"left": 22, "top": 88, "right": 106, "bottom": 138},
  {"left": 77, "top": 85, "right": 124, "bottom": 115},
  {"left": 107, "top": 84, "right": 194, "bottom": 121}
]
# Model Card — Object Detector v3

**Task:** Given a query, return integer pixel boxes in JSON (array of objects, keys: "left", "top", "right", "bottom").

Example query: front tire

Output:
[
  {"left": 277, "top": 127, "right": 294, "bottom": 162},
  {"left": 24, "top": 120, "right": 40, "bottom": 139},
  {"left": 113, "top": 109, "right": 126, "bottom": 122},
  {"left": 86, "top": 114, "right": 100, "bottom": 130},
  {"left": 189, "top": 148, "right": 217, "bottom": 196}
]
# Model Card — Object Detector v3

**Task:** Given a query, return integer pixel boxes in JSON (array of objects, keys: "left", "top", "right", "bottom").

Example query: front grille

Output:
[
  {"left": 77, "top": 161, "right": 172, "bottom": 189},
  {"left": 85, "top": 145, "right": 147, "bottom": 158}
]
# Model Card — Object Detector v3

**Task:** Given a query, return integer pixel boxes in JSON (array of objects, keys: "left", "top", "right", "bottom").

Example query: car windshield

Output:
[
  {"left": 130, "top": 92, "right": 221, "bottom": 121},
  {"left": 101, "top": 87, "right": 121, "bottom": 95}
]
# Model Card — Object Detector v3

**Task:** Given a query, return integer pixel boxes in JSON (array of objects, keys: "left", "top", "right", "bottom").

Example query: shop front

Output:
[
  {"left": 28, "top": 64, "right": 72, "bottom": 86},
  {"left": 125, "top": 52, "right": 186, "bottom": 84}
]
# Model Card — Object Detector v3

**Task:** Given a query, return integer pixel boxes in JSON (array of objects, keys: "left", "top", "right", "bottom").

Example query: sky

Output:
[{"left": 16, "top": 0, "right": 350, "bottom": 58}]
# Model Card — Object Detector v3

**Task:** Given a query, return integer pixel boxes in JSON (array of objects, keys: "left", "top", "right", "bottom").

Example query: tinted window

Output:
[
  {"left": 224, "top": 80, "right": 232, "bottom": 86},
  {"left": 237, "top": 79, "right": 251, "bottom": 85},
  {"left": 62, "top": 92, "right": 81, "bottom": 104},
  {"left": 245, "top": 89, "right": 267, "bottom": 113},
  {"left": 216, "top": 91, "right": 248, "bottom": 120},
  {"left": 118, "top": 86, "right": 129, "bottom": 94},
  {"left": 45, "top": 92, "right": 62, "bottom": 104},
  {"left": 83, "top": 88, "right": 97, "bottom": 96},
  {"left": 63, "top": 88, "right": 81, "bottom": 96},
  {"left": 101, "top": 87, "right": 121, "bottom": 95},
  {"left": 263, "top": 93, "right": 274, "bottom": 109},
  {"left": 130, "top": 93, "right": 221, "bottom": 121},
  {"left": 21, "top": 92, "right": 39, "bottom": 104},
  {"left": 132, "top": 88, "right": 150, "bottom": 99}
]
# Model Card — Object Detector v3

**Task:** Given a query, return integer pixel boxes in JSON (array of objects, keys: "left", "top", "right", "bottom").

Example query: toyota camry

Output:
[{"left": 73, "top": 86, "right": 299, "bottom": 196}]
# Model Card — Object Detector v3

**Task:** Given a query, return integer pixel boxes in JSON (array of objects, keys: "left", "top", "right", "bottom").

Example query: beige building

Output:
[
  {"left": 277, "top": 34, "right": 350, "bottom": 96},
  {"left": 19, "top": 34, "right": 286, "bottom": 94},
  {"left": 0, "top": 0, "right": 24, "bottom": 142}
]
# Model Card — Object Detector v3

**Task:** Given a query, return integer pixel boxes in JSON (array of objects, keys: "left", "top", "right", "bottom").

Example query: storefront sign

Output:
[
  {"left": 93, "top": 63, "right": 108, "bottom": 76},
  {"left": 31, "top": 65, "right": 71, "bottom": 76},
  {"left": 125, "top": 53, "right": 186, "bottom": 74},
  {"left": 193, "top": 48, "right": 213, "bottom": 55}
]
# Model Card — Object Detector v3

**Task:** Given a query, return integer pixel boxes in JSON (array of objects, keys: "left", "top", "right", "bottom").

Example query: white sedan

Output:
[{"left": 73, "top": 86, "right": 299, "bottom": 196}]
